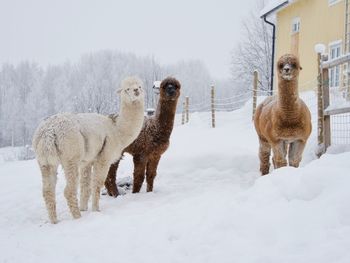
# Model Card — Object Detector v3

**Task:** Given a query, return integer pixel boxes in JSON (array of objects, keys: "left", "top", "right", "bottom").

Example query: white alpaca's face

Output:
[{"left": 119, "top": 78, "right": 144, "bottom": 103}]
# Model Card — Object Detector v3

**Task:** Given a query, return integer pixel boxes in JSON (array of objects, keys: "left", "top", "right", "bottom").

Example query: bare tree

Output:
[
  {"left": 163, "top": 59, "right": 213, "bottom": 110},
  {"left": 230, "top": 0, "right": 272, "bottom": 92},
  {"left": 0, "top": 50, "right": 215, "bottom": 147}
]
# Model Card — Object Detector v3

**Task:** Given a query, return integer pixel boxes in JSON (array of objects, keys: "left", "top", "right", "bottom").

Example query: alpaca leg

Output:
[
  {"left": 40, "top": 164, "right": 58, "bottom": 224},
  {"left": 146, "top": 155, "right": 161, "bottom": 192},
  {"left": 272, "top": 141, "right": 288, "bottom": 169},
  {"left": 79, "top": 163, "right": 92, "bottom": 211},
  {"left": 258, "top": 139, "right": 271, "bottom": 175},
  {"left": 132, "top": 155, "right": 147, "bottom": 193},
  {"left": 91, "top": 162, "right": 110, "bottom": 212},
  {"left": 288, "top": 140, "right": 306, "bottom": 167},
  {"left": 62, "top": 162, "right": 81, "bottom": 219},
  {"left": 104, "top": 161, "right": 120, "bottom": 197}
]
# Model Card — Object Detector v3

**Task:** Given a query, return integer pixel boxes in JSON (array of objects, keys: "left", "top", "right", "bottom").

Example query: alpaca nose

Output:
[
  {"left": 283, "top": 65, "right": 291, "bottom": 73},
  {"left": 134, "top": 88, "right": 140, "bottom": 96},
  {"left": 167, "top": 90, "right": 175, "bottom": 96},
  {"left": 166, "top": 85, "right": 176, "bottom": 96}
]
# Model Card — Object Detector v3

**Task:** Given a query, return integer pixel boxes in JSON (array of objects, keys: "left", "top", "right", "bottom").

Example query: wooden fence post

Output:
[
  {"left": 322, "top": 59, "right": 331, "bottom": 150},
  {"left": 347, "top": 63, "right": 350, "bottom": 101},
  {"left": 181, "top": 101, "right": 185, "bottom": 125},
  {"left": 317, "top": 53, "right": 325, "bottom": 154},
  {"left": 211, "top": 85, "right": 215, "bottom": 128},
  {"left": 252, "top": 70, "right": 258, "bottom": 120},
  {"left": 185, "top": 96, "right": 189, "bottom": 123},
  {"left": 318, "top": 53, "right": 331, "bottom": 155}
]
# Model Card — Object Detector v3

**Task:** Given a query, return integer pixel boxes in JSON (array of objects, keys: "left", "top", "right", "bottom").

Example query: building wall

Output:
[{"left": 275, "top": 0, "right": 345, "bottom": 90}]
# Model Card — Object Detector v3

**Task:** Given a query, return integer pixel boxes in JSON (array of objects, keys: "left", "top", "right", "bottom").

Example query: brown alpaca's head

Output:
[
  {"left": 277, "top": 54, "right": 302, "bottom": 81},
  {"left": 159, "top": 77, "right": 181, "bottom": 101}
]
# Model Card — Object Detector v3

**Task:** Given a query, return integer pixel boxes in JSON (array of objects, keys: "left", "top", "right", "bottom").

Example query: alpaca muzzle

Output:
[
  {"left": 283, "top": 64, "right": 292, "bottom": 74},
  {"left": 165, "top": 85, "right": 176, "bottom": 97},
  {"left": 281, "top": 64, "right": 294, "bottom": 80},
  {"left": 134, "top": 89, "right": 140, "bottom": 96}
]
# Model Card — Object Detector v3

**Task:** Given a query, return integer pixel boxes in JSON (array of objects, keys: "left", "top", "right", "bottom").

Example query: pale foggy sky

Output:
[{"left": 0, "top": 0, "right": 258, "bottom": 79}]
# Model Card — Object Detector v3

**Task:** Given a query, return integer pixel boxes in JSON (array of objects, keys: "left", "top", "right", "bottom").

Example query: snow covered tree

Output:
[
  {"left": 0, "top": 50, "right": 217, "bottom": 147},
  {"left": 163, "top": 60, "right": 213, "bottom": 111},
  {"left": 230, "top": 0, "right": 272, "bottom": 92}
]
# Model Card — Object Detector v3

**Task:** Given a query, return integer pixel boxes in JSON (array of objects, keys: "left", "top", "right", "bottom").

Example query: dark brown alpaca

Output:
[
  {"left": 254, "top": 54, "right": 312, "bottom": 175},
  {"left": 105, "top": 77, "right": 181, "bottom": 196}
]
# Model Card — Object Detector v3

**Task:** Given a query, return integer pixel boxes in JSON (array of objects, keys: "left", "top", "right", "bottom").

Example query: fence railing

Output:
[
  {"left": 180, "top": 86, "right": 256, "bottom": 127},
  {"left": 318, "top": 52, "right": 350, "bottom": 155},
  {"left": 180, "top": 55, "right": 350, "bottom": 157},
  {"left": 180, "top": 53, "right": 350, "bottom": 156}
]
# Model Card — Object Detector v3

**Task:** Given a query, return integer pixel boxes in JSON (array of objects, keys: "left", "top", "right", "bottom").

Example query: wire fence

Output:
[
  {"left": 179, "top": 67, "right": 350, "bottom": 153},
  {"left": 2, "top": 64, "right": 350, "bottom": 157},
  {"left": 188, "top": 92, "right": 253, "bottom": 112},
  {"left": 331, "top": 113, "right": 350, "bottom": 145},
  {"left": 179, "top": 88, "right": 254, "bottom": 127},
  {"left": 319, "top": 52, "right": 350, "bottom": 152}
]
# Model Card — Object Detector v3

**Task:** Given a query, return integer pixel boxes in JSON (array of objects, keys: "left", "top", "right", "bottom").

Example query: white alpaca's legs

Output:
[
  {"left": 80, "top": 163, "right": 92, "bottom": 211},
  {"left": 40, "top": 164, "right": 58, "bottom": 224},
  {"left": 91, "top": 161, "right": 110, "bottom": 212},
  {"left": 62, "top": 162, "right": 81, "bottom": 219}
]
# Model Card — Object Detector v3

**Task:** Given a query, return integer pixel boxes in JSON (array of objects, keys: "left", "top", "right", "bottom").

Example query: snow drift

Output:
[{"left": 0, "top": 95, "right": 349, "bottom": 263}]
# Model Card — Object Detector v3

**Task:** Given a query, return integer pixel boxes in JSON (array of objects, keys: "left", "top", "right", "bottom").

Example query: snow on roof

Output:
[{"left": 260, "top": 0, "right": 290, "bottom": 18}]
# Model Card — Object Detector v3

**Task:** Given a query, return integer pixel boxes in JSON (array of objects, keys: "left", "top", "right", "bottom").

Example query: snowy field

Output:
[
  {"left": 0, "top": 146, "right": 34, "bottom": 164},
  {"left": 1, "top": 96, "right": 350, "bottom": 263}
]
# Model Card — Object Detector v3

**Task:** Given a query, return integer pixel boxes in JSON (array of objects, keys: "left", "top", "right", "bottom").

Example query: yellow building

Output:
[{"left": 262, "top": 0, "right": 347, "bottom": 91}]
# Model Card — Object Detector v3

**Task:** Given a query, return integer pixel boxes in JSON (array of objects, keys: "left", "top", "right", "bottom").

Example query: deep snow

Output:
[{"left": 0, "top": 96, "right": 350, "bottom": 263}]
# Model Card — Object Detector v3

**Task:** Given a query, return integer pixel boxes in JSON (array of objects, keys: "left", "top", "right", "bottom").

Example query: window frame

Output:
[
  {"left": 329, "top": 41, "right": 342, "bottom": 88},
  {"left": 328, "top": 0, "right": 342, "bottom": 7},
  {"left": 291, "top": 17, "right": 301, "bottom": 34}
]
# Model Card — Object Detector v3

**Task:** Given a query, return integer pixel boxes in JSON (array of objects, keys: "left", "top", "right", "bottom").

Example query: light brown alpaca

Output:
[{"left": 254, "top": 54, "right": 312, "bottom": 175}]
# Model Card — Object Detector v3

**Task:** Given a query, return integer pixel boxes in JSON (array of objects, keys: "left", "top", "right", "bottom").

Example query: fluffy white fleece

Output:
[{"left": 32, "top": 76, "right": 145, "bottom": 223}]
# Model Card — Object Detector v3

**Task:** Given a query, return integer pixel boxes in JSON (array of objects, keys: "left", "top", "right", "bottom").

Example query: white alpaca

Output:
[{"left": 32, "top": 76, "right": 145, "bottom": 223}]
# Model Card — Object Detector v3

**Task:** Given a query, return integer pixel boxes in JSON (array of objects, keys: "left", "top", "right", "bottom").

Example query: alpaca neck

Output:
[
  {"left": 117, "top": 100, "right": 144, "bottom": 134},
  {"left": 277, "top": 77, "right": 300, "bottom": 117},
  {"left": 154, "top": 98, "right": 178, "bottom": 137}
]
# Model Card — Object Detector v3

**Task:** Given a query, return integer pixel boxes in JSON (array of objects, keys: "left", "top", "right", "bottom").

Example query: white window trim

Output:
[
  {"left": 328, "top": 0, "right": 343, "bottom": 7},
  {"left": 329, "top": 40, "right": 342, "bottom": 47},
  {"left": 328, "top": 41, "right": 342, "bottom": 88},
  {"left": 291, "top": 17, "right": 300, "bottom": 34}
]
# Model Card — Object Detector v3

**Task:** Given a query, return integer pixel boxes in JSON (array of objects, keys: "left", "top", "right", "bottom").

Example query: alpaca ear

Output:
[{"left": 117, "top": 89, "right": 122, "bottom": 94}]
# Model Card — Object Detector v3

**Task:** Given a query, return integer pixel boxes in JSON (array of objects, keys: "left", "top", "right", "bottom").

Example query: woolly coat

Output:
[
  {"left": 33, "top": 76, "right": 145, "bottom": 223},
  {"left": 254, "top": 54, "right": 312, "bottom": 175},
  {"left": 105, "top": 77, "right": 181, "bottom": 196}
]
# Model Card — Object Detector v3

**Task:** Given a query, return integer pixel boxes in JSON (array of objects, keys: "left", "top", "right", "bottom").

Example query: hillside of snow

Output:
[{"left": 0, "top": 95, "right": 350, "bottom": 263}]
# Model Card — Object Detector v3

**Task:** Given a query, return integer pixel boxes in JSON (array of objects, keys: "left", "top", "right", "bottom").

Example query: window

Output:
[
  {"left": 328, "top": 0, "right": 342, "bottom": 6},
  {"left": 329, "top": 42, "right": 342, "bottom": 88},
  {"left": 291, "top": 17, "right": 300, "bottom": 34}
]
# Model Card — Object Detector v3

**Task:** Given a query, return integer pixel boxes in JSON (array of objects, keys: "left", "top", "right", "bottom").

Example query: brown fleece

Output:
[
  {"left": 254, "top": 54, "right": 312, "bottom": 175},
  {"left": 105, "top": 77, "right": 181, "bottom": 196}
]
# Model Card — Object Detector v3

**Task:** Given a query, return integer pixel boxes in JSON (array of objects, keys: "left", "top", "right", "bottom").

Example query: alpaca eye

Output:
[
  {"left": 291, "top": 63, "right": 297, "bottom": 68},
  {"left": 279, "top": 64, "right": 283, "bottom": 69}
]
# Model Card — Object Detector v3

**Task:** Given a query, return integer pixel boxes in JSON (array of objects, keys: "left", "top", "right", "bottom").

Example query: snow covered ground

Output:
[
  {"left": 0, "top": 146, "right": 34, "bottom": 164},
  {"left": 1, "top": 96, "right": 350, "bottom": 263}
]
